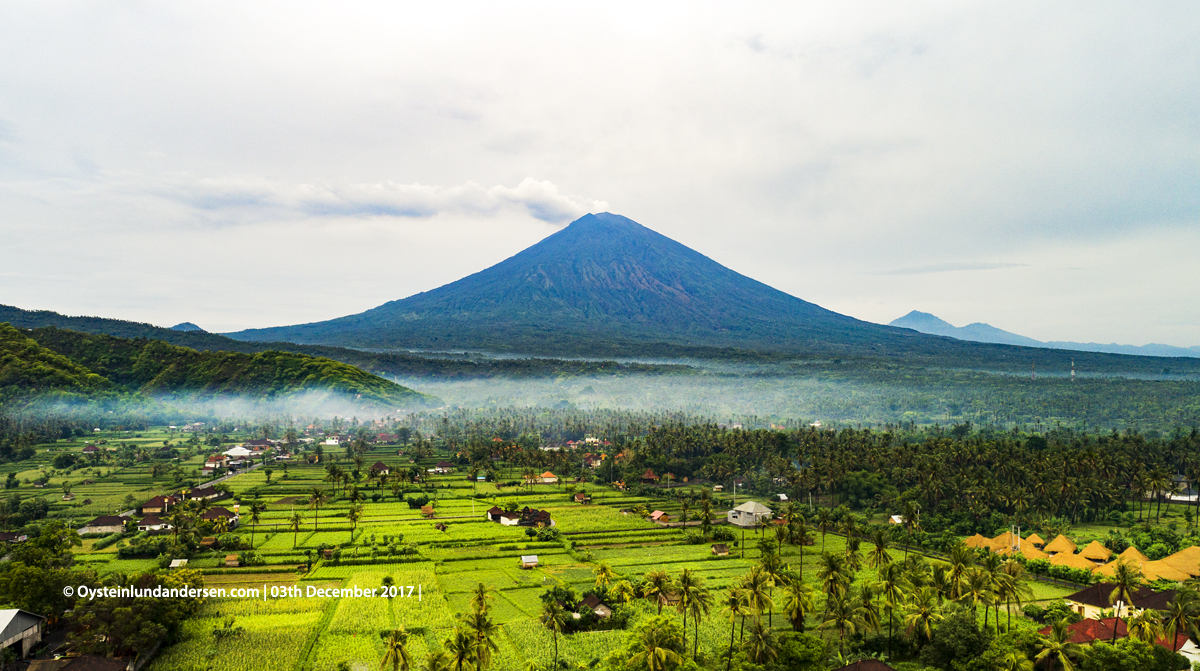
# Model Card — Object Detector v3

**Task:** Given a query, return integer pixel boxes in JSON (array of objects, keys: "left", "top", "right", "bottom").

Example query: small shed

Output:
[
  {"left": 435, "top": 523, "right": 448, "bottom": 531},
  {"left": 169, "top": 559, "right": 188, "bottom": 569},
  {"left": 574, "top": 492, "right": 591, "bottom": 504},
  {"left": 372, "top": 462, "right": 390, "bottom": 476},
  {"left": 225, "top": 554, "right": 240, "bottom": 567},
  {"left": 322, "top": 549, "right": 333, "bottom": 560},
  {"left": 650, "top": 511, "right": 669, "bottom": 523},
  {"left": 520, "top": 555, "right": 539, "bottom": 569},
  {"left": 0, "top": 609, "right": 45, "bottom": 658},
  {"left": 889, "top": 515, "right": 905, "bottom": 525},
  {"left": 776, "top": 494, "right": 788, "bottom": 502},
  {"left": 579, "top": 594, "right": 613, "bottom": 618},
  {"left": 712, "top": 543, "right": 730, "bottom": 557},
  {"left": 712, "top": 484, "right": 724, "bottom": 492},
  {"left": 421, "top": 505, "right": 435, "bottom": 518}
]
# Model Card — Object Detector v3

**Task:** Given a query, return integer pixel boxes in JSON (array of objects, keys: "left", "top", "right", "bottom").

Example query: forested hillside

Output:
[{"left": 0, "top": 324, "right": 112, "bottom": 398}]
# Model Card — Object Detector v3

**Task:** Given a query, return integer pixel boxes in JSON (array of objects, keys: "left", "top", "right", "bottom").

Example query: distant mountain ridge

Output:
[
  {"left": 220, "top": 212, "right": 1200, "bottom": 374},
  {"left": 890, "top": 311, "right": 1200, "bottom": 359}
]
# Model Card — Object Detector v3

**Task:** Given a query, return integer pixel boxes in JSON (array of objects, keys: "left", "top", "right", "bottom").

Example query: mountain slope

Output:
[
  {"left": 227, "top": 213, "right": 928, "bottom": 356},
  {"left": 0, "top": 324, "right": 113, "bottom": 397},
  {"left": 890, "top": 311, "right": 1200, "bottom": 359},
  {"left": 6, "top": 326, "right": 438, "bottom": 407}
]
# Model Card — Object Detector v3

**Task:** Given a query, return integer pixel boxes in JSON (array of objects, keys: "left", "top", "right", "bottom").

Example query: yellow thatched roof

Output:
[
  {"left": 1115, "top": 546, "right": 1150, "bottom": 564},
  {"left": 1050, "top": 551, "right": 1098, "bottom": 571},
  {"left": 1079, "top": 540, "right": 1112, "bottom": 562},
  {"left": 1025, "top": 533, "right": 1046, "bottom": 547},
  {"left": 1161, "top": 546, "right": 1200, "bottom": 577},
  {"left": 998, "top": 543, "right": 1049, "bottom": 561},
  {"left": 964, "top": 534, "right": 999, "bottom": 550},
  {"left": 991, "top": 531, "right": 1018, "bottom": 551},
  {"left": 1043, "top": 534, "right": 1077, "bottom": 554},
  {"left": 1142, "top": 560, "right": 1193, "bottom": 583}
]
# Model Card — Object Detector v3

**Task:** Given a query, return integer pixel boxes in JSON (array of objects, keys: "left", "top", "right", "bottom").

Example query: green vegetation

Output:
[{"left": 1, "top": 324, "right": 437, "bottom": 409}]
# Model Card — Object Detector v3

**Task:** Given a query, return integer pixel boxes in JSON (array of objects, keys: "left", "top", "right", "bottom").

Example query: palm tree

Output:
[
  {"left": 469, "top": 583, "right": 494, "bottom": 615},
  {"left": 460, "top": 609, "right": 499, "bottom": 669},
  {"left": 781, "top": 581, "right": 815, "bottom": 632},
  {"left": 539, "top": 600, "right": 566, "bottom": 670},
  {"left": 248, "top": 502, "right": 265, "bottom": 549},
  {"left": 878, "top": 562, "right": 908, "bottom": 658},
  {"left": 947, "top": 543, "right": 975, "bottom": 600},
  {"left": 421, "top": 649, "right": 450, "bottom": 671},
  {"left": 1164, "top": 589, "right": 1200, "bottom": 648},
  {"left": 686, "top": 584, "right": 713, "bottom": 662},
  {"left": 740, "top": 566, "right": 775, "bottom": 626},
  {"left": 288, "top": 511, "right": 303, "bottom": 549},
  {"left": 868, "top": 528, "right": 892, "bottom": 573},
  {"left": 744, "top": 617, "right": 778, "bottom": 665},
  {"left": 816, "top": 552, "right": 849, "bottom": 603},
  {"left": 309, "top": 488, "right": 329, "bottom": 532},
  {"left": 1127, "top": 610, "right": 1164, "bottom": 644},
  {"left": 997, "top": 561, "right": 1034, "bottom": 632},
  {"left": 816, "top": 508, "right": 832, "bottom": 552},
  {"left": 675, "top": 569, "right": 703, "bottom": 654},
  {"left": 381, "top": 628, "right": 413, "bottom": 671},
  {"left": 593, "top": 562, "right": 616, "bottom": 590},
  {"left": 642, "top": 570, "right": 674, "bottom": 615},
  {"left": 610, "top": 580, "right": 636, "bottom": 604},
  {"left": 348, "top": 504, "right": 363, "bottom": 541},
  {"left": 860, "top": 582, "right": 882, "bottom": 637},
  {"left": 1108, "top": 558, "right": 1144, "bottom": 642},
  {"left": 792, "top": 518, "right": 813, "bottom": 580},
  {"left": 444, "top": 628, "right": 476, "bottom": 671},
  {"left": 1000, "top": 651, "right": 1034, "bottom": 671},
  {"left": 626, "top": 617, "right": 684, "bottom": 671},
  {"left": 821, "top": 591, "right": 865, "bottom": 657},
  {"left": 904, "top": 587, "right": 941, "bottom": 648},
  {"left": 1035, "top": 619, "right": 1081, "bottom": 671},
  {"left": 720, "top": 588, "right": 749, "bottom": 671}
]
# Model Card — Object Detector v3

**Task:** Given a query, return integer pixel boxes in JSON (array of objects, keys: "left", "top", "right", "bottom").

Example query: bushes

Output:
[{"left": 92, "top": 533, "right": 124, "bottom": 550}]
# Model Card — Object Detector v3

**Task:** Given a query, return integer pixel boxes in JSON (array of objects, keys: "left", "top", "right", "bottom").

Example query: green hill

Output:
[
  {"left": 1, "top": 324, "right": 438, "bottom": 408},
  {"left": 0, "top": 324, "right": 112, "bottom": 397}
]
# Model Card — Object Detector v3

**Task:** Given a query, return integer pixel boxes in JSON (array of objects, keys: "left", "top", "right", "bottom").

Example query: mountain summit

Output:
[{"left": 227, "top": 212, "right": 913, "bottom": 356}]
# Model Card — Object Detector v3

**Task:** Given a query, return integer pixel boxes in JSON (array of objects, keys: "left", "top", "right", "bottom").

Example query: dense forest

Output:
[{"left": 0, "top": 324, "right": 437, "bottom": 410}]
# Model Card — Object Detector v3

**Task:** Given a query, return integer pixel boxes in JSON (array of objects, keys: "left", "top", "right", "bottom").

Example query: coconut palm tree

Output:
[
  {"left": 459, "top": 608, "right": 499, "bottom": 669},
  {"left": 816, "top": 508, "right": 833, "bottom": 552},
  {"left": 868, "top": 528, "right": 892, "bottom": 573},
  {"left": 675, "top": 569, "right": 704, "bottom": 654},
  {"left": 642, "top": 570, "right": 674, "bottom": 616},
  {"left": 781, "top": 581, "right": 815, "bottom": 632},
  {"left": 720, "top": 588, "right": 749, "bottom": 670},
  {"left": 469, "top": 583, "right": 494, "bottom": 615},
  {"left": 878, "top": 562, "right": 908, "bottom": 658},
  {"left": 1000, "top": 651, "right": 1034, "bottom": 671},
  {"left": 380, "top": 628, "right": 413, "bottom": 671},
  {"left": 740, "top": 566, "right": 775, "bottom": 626},
  {"left": 997, "top": 561, "right": 1034, "bottom": 632},
  {"left": 443, "top": 628, "right": 476, "bottom": 671},
  {"left": 1108, "top": 558, "right": 1144, "bottom": 642},
  {"left": 687, "top": 583, "right": 713, "bottom": 662},
  {"left": 1035, "top": 619, "right": 1081, "bottom": 671},
  {"left": 288, "top": 511, "right": 304, "bottom": 549},
  {"left": 1163, "top": 589, "right": 1200, "bottom": 648},
  {"left": 1128, "top": 610, "right": 1164, "bottom": 644},
  {"left": 593, "top": 562, "right": 616, "bottom": 590},
  {"left": 816, "top": 552, "right": 850, "bottom": 603},
  {"left": 248, "top": 502, "right": 265, "bottom": 549},
  {"left": 626, "top": 617, "right": 684, "bottom": 671},
  {"left": 347, "top": 504, "right": 363, "bottom": 542},
  {"left": 904, "top": 587, "right": 941, "bottom": 648},
  {"left": 744, "top": 618, "right": 778, "bottom": 665},
  {"left": 610, "top": 580, "right": 636, "bottom": 604},
  {"left": 821, "top": 591, "right": 865, "bottom": 657},
  {"left": 309, "top": 488, "right": 329, "bottom": 532},
  {"left": 539, "top": 600, "right": 566, "bottom": 670}
]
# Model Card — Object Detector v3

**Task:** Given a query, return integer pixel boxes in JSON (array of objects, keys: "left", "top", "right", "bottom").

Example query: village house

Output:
[
  {"left": 200, "top": 506, "right": 239, "bottom": 528},
  {"left": 711, "top": 543, "right": 730, "bottom": 557},
  {"left": 0, "top": 609, "right": 45, "bottom": 659},
  {"left": 225, "top": 554, "right": 240, "bottom": 567},
  {"left": 573, "top": 492, "right": 591, "bottom": 504},
  {"left": 539, "top": 471, "right": 558, "bottom": 485},
  {"left": 579, "top": 594, "right": 613, "bottom": 618},
  {"left": 201, "top": 454, "right": 229, "bottom": 475},
  {"left": 140, "top": 495, "right": 177, "bottom": 515},
  {"left": 80, "top": 515, "right": 126, "bottom": 535},
  {"left": 431, "top": 460, "right": 455, "bottom": 474},
  {"left": 640, "top": 469, "right": 659, "bottom": 484},
  {"left": 371, "top": 462, "right": 390, "bottom": 476},
  {"left": 180, "top": 485, "right": 224, "bottom": 502},
  {"left": 1064, "top": 583, "right": 1176, "bottom": 619},
  {"left": 1037, "top": 618, "right": 1200, "bottom": 664},
  {"left": 726, "top": 501, "right": 772, "bottom": 528},
  {"left": 137, "top": 515, "right": 171, "bottom": 532}
]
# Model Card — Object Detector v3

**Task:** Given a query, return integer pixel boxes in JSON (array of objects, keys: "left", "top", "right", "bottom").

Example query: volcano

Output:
[{"left": 225, "top": 213, "right": 938, "bottom": 357}]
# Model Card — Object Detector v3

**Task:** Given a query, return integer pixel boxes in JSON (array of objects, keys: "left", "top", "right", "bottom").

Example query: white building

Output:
[{"left": 726, "top": 501, "right": 772, "bottom": 528}]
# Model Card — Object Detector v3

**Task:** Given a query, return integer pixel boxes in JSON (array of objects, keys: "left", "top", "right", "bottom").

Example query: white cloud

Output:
[{"left": 153, "top": 176, "right": 608, "bottom": 225}]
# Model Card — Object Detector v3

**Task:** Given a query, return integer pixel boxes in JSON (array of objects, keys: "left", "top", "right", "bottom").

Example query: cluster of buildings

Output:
[
  {"left": 485, "top": 506, "right": 555, "bottom": 528},
  {"left": 201, "top": 443, "right": 287, "bottom": 476},
  {"left": 966, "top": 531, "right": 1200, "bottom": 582},
  {"left": 79, "top": 485, "right": 236, "bottom": 536},
  {"left": 1044, "top": 582, "right": 1200, "bottom": 662}
]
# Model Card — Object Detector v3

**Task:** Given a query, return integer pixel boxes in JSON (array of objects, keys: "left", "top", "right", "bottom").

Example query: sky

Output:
[{"left": 2, "top": 2, "right": 1198, "bottom": 346}]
